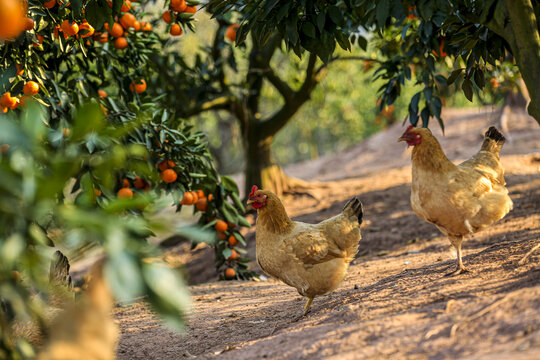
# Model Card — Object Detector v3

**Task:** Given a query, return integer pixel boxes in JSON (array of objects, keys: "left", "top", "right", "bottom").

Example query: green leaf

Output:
[
  {"left": 328, "top": 6, "right": 344, "bottom": 26},
  {"left": 462, "top": 78, "right": 474, "bottom": 102},
  {"left": 447, "top": 68, "right": 463, "bottom": 85},
  {"left": 473, "top": 68, "right": 485, "bottom": 88},
  {"left": 376, "top": 0, "right": 391, "bottom": 28},
  {"left": 176, "top": 226, "right": 215, "bottom": 244},
  {"left": 301, "top": 22, "right": 316, "bottom": 38},
  {"left": 237, "top": 216, "right": 251, "bottom": 228},
  {"left": 105, "top": 253, "right": 144, "bottom": 302},
  {"left": 316, "top": 12, "right": 325, "bottom": 33},
  {"left": 220, "top": 175, "right": 239, "bottom": 194},
  {"left": 222, "top": 248, "right": 233, "bottom": 259}
]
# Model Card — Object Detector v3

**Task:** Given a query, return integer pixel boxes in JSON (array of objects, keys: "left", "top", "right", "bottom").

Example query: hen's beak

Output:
[
  {"left": 246, "top": 199, "right": 254, "bottom": 210},
  {"left": 397, "top": 136, "right": 406, "bottom": 142}
]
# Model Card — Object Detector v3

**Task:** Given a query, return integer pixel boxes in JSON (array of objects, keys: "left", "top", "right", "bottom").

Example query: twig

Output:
[
  {"left": 518, "top": 242, "right": 540, "bottom": 265},
  {"left": 450, "top": 293, "right": 515, "bottom": 337},
  {"left": 269, "top": 320, "right": 278, "bottom": 335}
]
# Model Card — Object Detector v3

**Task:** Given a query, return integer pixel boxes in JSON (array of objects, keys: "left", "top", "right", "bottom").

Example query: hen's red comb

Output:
[{"left": 249, "top": 185, "right": 258, "bottom": 198}]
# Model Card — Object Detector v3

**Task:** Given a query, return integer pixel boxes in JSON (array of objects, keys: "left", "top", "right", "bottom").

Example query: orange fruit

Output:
[
  {"left": 23, "top": 17, "right": 34, "bottom": 31},
  {"left": 157, "top": 160, "right": 169, "bottom": 172},
  {"left": 224, "top": 268, "right": 236, "bottom": 279},
  {"left": 208, "top": 194, "right": 213, "bottom": 201},
  {"left": 16, "top": 64, "right": 24, "bottom": 76},
  {"left": 0, "top": 0, "right": 25, "bottom": 40},
  {"left": 133, "top": 176, "right": 145, "bottom": 189},
  {"left": 114, "top": 36, "right": 128, "bottom": 49},
  {"left": 129, "top": 79, "right": 146, "bottom": 94},
  {"left": 1, "top": 144, "right": 10, "bottom": 153},
  {"left": 61, "top": 20, "right": 79, "bottom": 36},
  {"left": 0, "top": 107, "right": 7, "bottom": 113},
  {"left": 225, "top": 24, "right": 239, "bottom": 42},
  {"left": 195, "top": 197, "right": 208, "bottom": 212},
  {"left": 167, "top": 160, "right": 176, "bottom": 167},
  {"left": 95, "top": 32, "right": 108, "bottom": 43},
  {"left": 23, "top": 81, "right": 39, "bottom": 95},
  {"left": 228, "top": 235, "right": 238, "bottom": 246},
  {"left": 162, "top": 11, "right": 172, "bottom": 24},
  {"left": 0, "top": 93, "right": 18, "bottom": 109},
  {"left": 227, "top": 221, "right": 236, "bottom": 228},
  {"left": 122, "top": 178, "right": 130, "bottom": 188},
  {"left": 180, "top": 191, "right": 194, "bottom": 205},
  {"left": 161, "top": 168, "right": 177, "bottom": 183},
  {"left": 44, "top": 0, "right": 56, "bottom": 8},
  {"left": 117, "top": 187, "right": 133, "bottom": 199},
  {"left": 133, "top": 20, "right": 140, "bottom": 31},
  {"left": 184, "top": 5, "right": 196, "bottom": 13},
  {"left": 120, "top": 13, "right": 136, "bottom": 29},
  {"left": 79, "top": 21, "right": 94, "bottom": 38},
  {"left": 227, "top": 249, "right": 240, "bottom": 260},
  {"left": 94, "top": 188, "right": 102, "bottom": 196},
  {"left": 217, "top": 231, "right": 227, "bottom": 240},
  {"left": 107, "top": 22, "right": 123, "bottom": 37},
  {"left": 63, "top": 128, "right": 70, "bottom": 137},
  {"left": 170, "top": 24, "right": 182, "bottom": 36},
  {"left": 170, "top": 0, "right": 186, "bottom": 12},
  {"left": 120, "top": 0, "right": 131, "bottom": 12},
  {"left": 215, "top": 220, "right": 228, "bottom": 232},
  {"left": 98, "top": 90, "right": 107, "bottom": 98},
  {"left": 196, "top": 190, "right": 204, "bottom": 198},
  {"left": 190, "top": 191, "right": 199, "bottom": 203},
  {"left": 141, "top": 22, "right": 152, "bottom": 31}
]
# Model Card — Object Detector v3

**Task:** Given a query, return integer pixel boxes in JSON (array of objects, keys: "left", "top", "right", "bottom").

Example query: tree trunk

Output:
[
  {"left": 501, "top": 0, "right": 540, "bottom": 124},
  {"left": 244, "top": 131, "right": 289, "bottom": 198}
]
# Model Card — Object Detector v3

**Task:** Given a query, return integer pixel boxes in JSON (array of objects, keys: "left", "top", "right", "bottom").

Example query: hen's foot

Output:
[{"left": 445, "top": 267, "right": 470, "bottom": 276}]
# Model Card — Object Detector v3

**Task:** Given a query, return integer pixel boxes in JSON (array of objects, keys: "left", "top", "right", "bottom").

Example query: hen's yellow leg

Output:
[
  {"left": 303, "top": 297, "right": 314, "bottom": 316},
  {"left": 446, "top": 238, "right": 469, "bottom": 276}
]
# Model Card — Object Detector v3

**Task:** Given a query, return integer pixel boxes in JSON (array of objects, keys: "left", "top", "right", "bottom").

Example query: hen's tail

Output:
[
  {"left": 343, "top": 197, "right": 363, "bottom": 225},
  {"left": 481, "top": 126, "right": 506, "bottom": 154},
  {"left": 48, "top": 251, "right": 74, "bottom": 307}
]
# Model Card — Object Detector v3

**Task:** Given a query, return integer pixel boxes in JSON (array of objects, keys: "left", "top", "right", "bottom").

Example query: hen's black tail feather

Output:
[
  {"left": 343, "top": 197, "right": 363, "bottom": 225},
  {"left": 485, "top": 126, "right": 506, "bottom": 144},
  {"left": 481, "top": 126, "right": 506, "bottom": 154},
  {"left": 49, "top": 250, "right": 73, "bottom": 290}
]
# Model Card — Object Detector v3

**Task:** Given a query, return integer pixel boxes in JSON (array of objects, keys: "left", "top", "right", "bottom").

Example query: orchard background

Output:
[{"left": 1, "top": 0, "right": 539, "bottom": 358}]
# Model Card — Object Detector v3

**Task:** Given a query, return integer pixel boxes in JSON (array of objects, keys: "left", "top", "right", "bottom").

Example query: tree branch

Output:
[
  {"left": 263, "top": 67, "right": 295, "bottom": 103},
  {"left": 259, "top": 52, "right": 322, "bottom": 138},
  {"left": 183, "top": 96, "right": 236, "bottom": 118}
]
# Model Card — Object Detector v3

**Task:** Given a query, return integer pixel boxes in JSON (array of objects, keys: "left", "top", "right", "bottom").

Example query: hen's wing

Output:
[{"left": 283, "top": 223, "right": 345, "bottom": 266}]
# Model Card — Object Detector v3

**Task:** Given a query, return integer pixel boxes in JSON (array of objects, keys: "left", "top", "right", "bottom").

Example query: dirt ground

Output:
[{"left": 115, "top": 107, "right": 540, "bottom": 359}]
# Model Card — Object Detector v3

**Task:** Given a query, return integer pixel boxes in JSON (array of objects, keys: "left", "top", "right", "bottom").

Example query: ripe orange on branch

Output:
[
  {"left": 228, "top": 235, "right": 238, "bottom": 246},
  {"left": 117, "top": 187, "right": 133, "bottom": 199},
  {"left": 44, "top": 0, "right": 56, "bottom": 8},
  {"left": 120, "top": 0, "right": 131, "bottom": 12},
  {"left": 170, "top": 0, "right": 186, "bottom": 12},
  {"left": 195, "top": 197, "right": 207, "bottom": 212},
  {"left": 215, "top": 220, "right": 228, "bottom": 232},
  {"left": 224, "top": 268, "right": 236, "bottom": 279},
  {"left": 120, "top": 13, "right": 136, "bottom": 29},
  {"left": 130, "top": 79, "right": 146, "bottom": 94},
  {"left": 0, "top": 0, "right": 25, "bottom": 40},
  {"left": 170, "top": 24, "right": 182, "bottom": 36},
  {"left": 106, "top": 22, "right": 123, "bottom": 38},
  {"left": 23, "top": 81, "right": 39, "bottom": 95},
  {"left": 161, "top": 169, "right": 178, "bottom": 183},
  {"left": 61, "top": 20, "right": 79, "bottom": 36},
  {"left": 180, "top": 192, "right": 194, "bottom": 205},
  {"left": 0, "top": 93, "right": 18, "bottom": 110},
  {"left": 23, "top": 17, "right": 34, "bottom": 31},
  {"left": 114, "top": 36, "right": 128, "bottom": 49},
  {"left": 162, "top": 11, "right": 172, "bottom": 24},
  {"left": 225, "top": 24, "right": 239, "bottom": 42}
]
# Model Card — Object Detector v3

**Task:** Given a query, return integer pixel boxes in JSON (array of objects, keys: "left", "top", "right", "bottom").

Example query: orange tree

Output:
[
  {"left": 208, "top": 0, "right": 540, "bottom": 128},
  {"left": 1, "top": 0, "right": 254, "bottom": 356}
]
